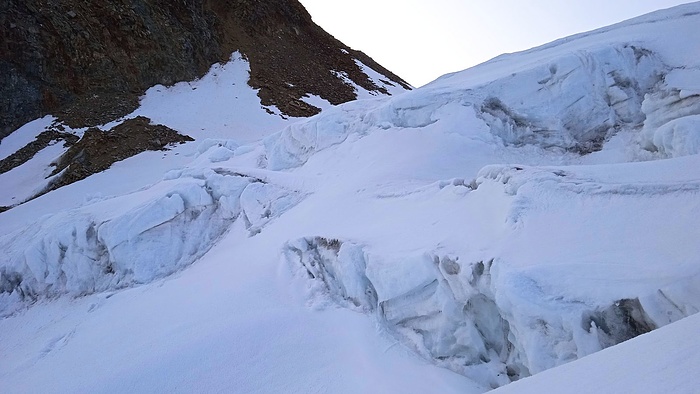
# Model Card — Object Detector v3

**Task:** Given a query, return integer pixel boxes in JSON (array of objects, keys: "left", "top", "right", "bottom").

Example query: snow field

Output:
[{"left": 2, "top": 3, "right": 700, "bottom": 392}]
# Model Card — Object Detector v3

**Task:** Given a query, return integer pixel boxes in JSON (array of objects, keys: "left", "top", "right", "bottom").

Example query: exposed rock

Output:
[
  {"left": 42, "top": 116, "right": 192, "bottom": 194},
  {"left": 585, "top": 298, "right": 656, "bottom": 347}
]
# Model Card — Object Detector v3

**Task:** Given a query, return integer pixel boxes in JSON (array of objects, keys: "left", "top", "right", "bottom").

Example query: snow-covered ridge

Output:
[
  {"left": 267, "top": 4, "right": 700, "bottom": 387},
  {"left": 261, "top": 26, "right": 700, "bottom": 171}
]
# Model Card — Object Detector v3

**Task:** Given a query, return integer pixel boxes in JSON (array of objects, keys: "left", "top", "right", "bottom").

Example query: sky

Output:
[{"left": 298, "top": 0, "right": 692, "bottom": 87}]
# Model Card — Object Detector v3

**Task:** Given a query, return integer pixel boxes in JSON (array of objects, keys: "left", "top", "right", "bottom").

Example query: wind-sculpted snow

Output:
[
  {"left": 3, "top": 4, "right": 700, "bottom": 393},
  {"left": 285, "top": 155, "right": 700, "bottom": 389},
  {"left": 262, "top": 92, "right": 451, "bottom": 171},
  {"left": 0, "top": 148, "right": 302, "bottom": 316},
  {"left": 261, "top": 40, "right": 696, "bottom": 170},
  {"left": 476, "top": 44, "right": 666, "bottom": 153},
  {"left": 263, "top": 105, "right": 356, "bottom": 170}
]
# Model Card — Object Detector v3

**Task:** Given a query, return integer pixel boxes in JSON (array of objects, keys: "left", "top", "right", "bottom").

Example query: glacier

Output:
[{"left": 1, "top": 3, "right": 700, "bottom": 393}]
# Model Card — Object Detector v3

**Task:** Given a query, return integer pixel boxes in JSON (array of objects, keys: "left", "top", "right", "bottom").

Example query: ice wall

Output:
[{"left": 0, "top": 147, "right": 302, "bottom": 316}]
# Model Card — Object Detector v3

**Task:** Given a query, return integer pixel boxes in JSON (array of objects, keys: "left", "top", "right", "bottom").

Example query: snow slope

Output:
[
  {"left": 493, "top": 311, "right": 700, "bottom": 394},
  {"left": 2, "top": 3, "right": 700, "bottom": 392},
  {"left": 0, "top": 52, "right": 406, "bottom": 218}
]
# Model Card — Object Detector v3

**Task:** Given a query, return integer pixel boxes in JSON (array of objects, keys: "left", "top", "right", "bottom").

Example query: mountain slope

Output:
[
  {"left": 0, "top": 0, "right": 410, "bottom": 211},
  {"left": 1, "top": 2, "right": 700, "bottom": 393},
  {"left": 0, "top": 0, "right": 409, "bottom": 137}
]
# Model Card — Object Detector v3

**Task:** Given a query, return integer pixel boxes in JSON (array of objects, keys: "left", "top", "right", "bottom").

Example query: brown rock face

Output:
[
  {"left": 44, "top": 116, "right": 193, "bottom": 194},
  {"left": 0, "top": 0, "right": 410, "bottom": 139}
]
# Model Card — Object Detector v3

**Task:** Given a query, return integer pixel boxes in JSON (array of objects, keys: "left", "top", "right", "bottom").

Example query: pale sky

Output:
[{"left": 299, "top": 0, "right": 691, "bottom": 87}]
